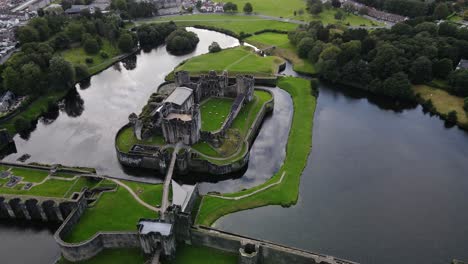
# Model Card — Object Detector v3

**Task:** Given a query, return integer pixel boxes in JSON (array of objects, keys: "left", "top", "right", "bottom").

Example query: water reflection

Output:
[
  {"left": 61, "top": 88, "right": 85, "bottom": 118},
  {"left": 121, "top": 53, "right": 137, "bottom": 71},
  {"left": 215, "top": 82, "right": 468, "bottom": 264}
]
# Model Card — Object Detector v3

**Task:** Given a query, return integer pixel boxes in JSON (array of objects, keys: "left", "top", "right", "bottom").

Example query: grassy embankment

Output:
[
  {"left": 0, "top": 165, "right": 100, "bottom": 198},
  {"left": 65, "top": 181, "right": 163, "bottom": 243},
  {"left": 57, "top": 244, "right": 237, "bottom": 264},
  {"left": 140, "top": 14, "right": 297, "bottom": 35},
  {"left": 0, "top": 90, "right": 68, "bottom": 135},
  {"left": 413, "top": 85, "right": 468, "bottom": 128},
  {"left": 245, "top": 32, "right": 316, "bottom": 74},
  {"left": 116, "top": 126, "right": 166, "bottom": 153},
  {"left": 200, "top": 98, "right": 234, "bottom": 131},
  {"left": 196, "top": 77, "right": 316, "bottom": 226},
  {"left": 61, "top": 40, "right": 123, "bottom": 76},
  {"left": 174, "top": 46, "right": 284, "bottom": 77}
]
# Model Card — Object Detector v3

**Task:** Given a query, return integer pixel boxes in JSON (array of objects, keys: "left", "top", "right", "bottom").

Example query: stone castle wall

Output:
[{"left": 115, "top": 88, "right": 274, "bottom": 175}]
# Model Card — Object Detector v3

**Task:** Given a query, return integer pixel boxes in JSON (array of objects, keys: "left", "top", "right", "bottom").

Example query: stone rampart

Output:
[
  {"left": 191, "top": 226, "right": 359, "bottom": 264},
  {"left": 0, "top": 194, "right": 80, "bottom": 223}
]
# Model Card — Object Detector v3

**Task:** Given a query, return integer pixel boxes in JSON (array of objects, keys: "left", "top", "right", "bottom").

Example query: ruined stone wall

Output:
[
  {"left": 0, "top": 195, "right": 78, "bottom": 222},
  {"left": 190, "top": 226, "right": 359, "bottom": 264}
]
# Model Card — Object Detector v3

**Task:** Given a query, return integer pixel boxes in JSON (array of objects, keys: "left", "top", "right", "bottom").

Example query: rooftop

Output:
[
  {"left": 172, "top": 180, "right": 197, "bottom": 212},
  {"left": 457, "top": 59, "right": 468, "bottom": 70},
  {"left": 138, "top": 220, "right": 172, "bottom": 236},
  {"left": 165, "top": 87, "right": 193, "bottom": 106},
  {"left": 166, "top": 113, "right": 192, "bottom": 121}
]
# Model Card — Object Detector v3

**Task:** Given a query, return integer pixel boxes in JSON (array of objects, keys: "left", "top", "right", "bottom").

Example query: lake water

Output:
[{"left": 2, "top": 28, "right": 468, "bottom": 264}]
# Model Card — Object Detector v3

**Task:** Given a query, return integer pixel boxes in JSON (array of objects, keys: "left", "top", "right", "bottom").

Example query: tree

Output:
[
  {"left": 448, "top": 69, "right": 468, "bottom": 96},
  {"left": 48, "top": 56, "right": 75, "bottom": 90},
  {"left": 464, "top": 98, "right": 468, "bottom": 112},
  {"left": 17, "top": 26, "right": 39, "bottom": 44},
  {"left": 464, "top": 10, "right": 468, "bottom": 21},
  {"left": 21, "top": 62, "right": 42, "bottom": 95},
  {"left": 14, "top": 117, "right": 30, "bottom": 132},
  {"left": 342, "top": 2, "right": 356, "bottom": 13},
  {"left": 433, "top": 58, "right": 453, "bottom": 79},
  {"left": 447, "top": 110, "right": 458, "bottom": 124},
  {"left": 438, "top": 22, "right": 458, "bottom": 38},
  {"left": 75, "top": 64, "right": 90, "bottom": 80},
  {"left": 243, "top": 2, "right": 253, "bottom": 13},
  {"left": 334, "top": 10, "right": 344, "bottom": 20},
  {"left": 52, "top": 32, "right": 71, "bottom": 50},
  {"left": 297, "top": 37, "right": 315, "bottom": 58},
  {"left": 118, "top": 33, "right": 135, "bottom": 53},
  {"left": 83, "top": 37, "right": 100, "bottom": 54},
  {"left": 410, "top": 56, "right": 432, "bottom": 84},
  {"left": 2, "top": 66, "right": 22, "bottom": 94},
  {"left": 433, "top": 3, "right": 450, "bottom": 20},
  {"left": 309, "top": 2, "right": 322, "bottom": 15},
  {"left": 380, "top": 72, "right": 412, "bottom": 99},
  {"left": 165, "top": 29, "right": 200, "bottom": 55},
  {"left": 209, "top": 42, "right": 221, "bottom": 53},
  {"left": 112, "top": 0, "right": 128, "bottom": 11},
  {"left": 358, "top": 7, "right": 369, "bottom": 16},
  {"left": 65, "top": 22, "right": 85, "bottom": 42},
  {"left": 29, "top": 17, "right": 50, "bottom": 41},
  {"left": 331, "top": 0, "right": 341, "bottom": 8},
  {"left": 224, "top": 2, "right": 238, "bottom": 12}
]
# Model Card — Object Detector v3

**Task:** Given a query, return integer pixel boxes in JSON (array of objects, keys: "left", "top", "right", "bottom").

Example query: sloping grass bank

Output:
[
  {"left": 196, "top": 77, "right": 316, "bottom": 226},
  {"left": 245, "top": 32, "right": 317, "bottom": 75},
  {"left": 175, "top": 46, "right": 284, "bottom": 77}
]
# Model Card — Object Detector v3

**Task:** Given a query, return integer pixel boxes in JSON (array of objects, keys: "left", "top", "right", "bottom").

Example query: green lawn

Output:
[
  {"left": 0, "top": 90, "right": 68, "bottom": 135},
  {"left": 196, "top": 77, "right": 316, "bottom": 226},
  {"left": 142, "top": 14, "right": 298, "bottom": 34},
  {"left": 200, "top": 98, "right": 234, "bottom": 131},
  {"left": 61, "top": 40, "right": 122, "bottom": 76},
  {"left": 116, "top": 126, "right": 166, "bottom": 153},
  {"left": 0, "top": 177, "right": 99, "bottom": 198},
  {"left": 10, "top": 167, "right": 49, "bottom": 183},
  {"left": 231, "top": 90, "right": 272, "bottom": 136},
  {"left": 176, "top": 46, "right": 284, "bottom": 77},
  {"left": 58, "top": 249, "right": 148, "bottom": 264},
  {"left": 65, "top": 185, "right": 158, "bottom": 243},
  {"left": 192, "top": 141, "right": 220, "bottom": 156},
  {"left": 124, "top": 181, "right": 164, "bottom": 206},
  {"left": 163, "top": 244, "right": 237, "bottom": 264},
  {"left": 245, "top": 32, "right": 317, "bottom": 75},
  {"left": 413, "top": 85, "right": 468, "bottom": 128}
]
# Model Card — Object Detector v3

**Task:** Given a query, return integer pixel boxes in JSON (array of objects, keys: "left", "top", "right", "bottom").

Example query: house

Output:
[
  {"left": 0, "top": 91, "right": 15, "bottom": 112},
  {"left": 456, "top": 59, "right": 468, "bottom": 70}
]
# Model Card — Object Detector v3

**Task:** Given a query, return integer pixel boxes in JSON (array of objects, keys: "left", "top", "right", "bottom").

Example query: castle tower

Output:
[{"left": 175, "top": 71, "right": 190, "bottom": 87}]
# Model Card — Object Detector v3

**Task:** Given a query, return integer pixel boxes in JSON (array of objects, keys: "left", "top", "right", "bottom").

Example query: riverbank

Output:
[
  {"left": 413, "top": 84, "right": 468, "bottom": 129},
  {"left": 195, "top": 76, "right": 317, "bottom": 226}
]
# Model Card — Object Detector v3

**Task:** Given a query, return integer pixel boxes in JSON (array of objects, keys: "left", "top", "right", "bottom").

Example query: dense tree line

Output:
[
  {"left": 135, "top": 22, "right": 177, "bottom": 47},
  {"left": 3, "top": 12, "right": 135, "bottom": 96},
  {"left": 111, "top": 0, "right": 158, "bottom": 19},
  {"left": 289, "top": 19, "right": 468, "bottom": 99},
  {"left": 351, "top": 0, "right": 465, "bottom": 18},
  {"left": 165, "top": 29, "right": 200, "bottom": 55}
]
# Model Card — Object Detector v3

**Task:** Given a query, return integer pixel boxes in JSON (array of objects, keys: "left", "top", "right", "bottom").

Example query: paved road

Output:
[{"left": 161, "top": 142, "right": 183, "bottom": 218}]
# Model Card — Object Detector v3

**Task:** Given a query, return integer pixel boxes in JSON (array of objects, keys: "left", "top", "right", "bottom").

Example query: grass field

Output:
[
  {"left": 163, "top": 244, "right": 237, "bottom": 264},
  {"left": 10, "top": 167, "right": 49, "bottom": 183},
  {"left": 200, "top": 98, "right": 234, "bottom": 131},
  {"left": 0, "top": 90, "right": 68, "bottom": 135},
  {"left": 125, "top": 181, "right": 164, "bottom": 206},
  {"left": 61, "top": 40, "right": 122, "bottom": 76},
  {"left": 142, "top": 14, "right": 298, "bottom": 34},
  {"left": 58, "top": 249, "right": 148, "bottom": 264},
  {"left": 413, "top": 85, "right": 468, "bottom": 127},
  {"left": 116, "top": 126, "right": 166, "bottom": 153},
  {"left": 245, "top": 32, "right": 317, "bottom": 74},
  {"left": 175, "top": 46, "right": 284, "bottom": 77},
  {"left": 65, "top": 182, "right": 161, "bottom": 243},
  {"left": 196, "top": 77, "right": 316, "bottom": 226},
  {"left": 231, "top": 90, "right": 272, "bottom": 136}
]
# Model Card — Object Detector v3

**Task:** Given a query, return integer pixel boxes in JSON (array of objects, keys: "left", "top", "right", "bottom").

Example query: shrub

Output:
[
  {"left": 100, "top": 51, "right": 109, "bottom": 58},
  {"left": 464, "top": 98, "right": 468, "bottom": 112},
  {"left": 208, "top": 42, "right": 221, "bottom": 53},
  {"left": 422, "top": 99, "right": 435, "bottom": 112},
  {"left": 75, "top": 64, "right": 90, "bottom": 80},
  {"left": 83, "top": 38, "right": 100, "bottom": 54},
  {"left": 447, "top": 110, "right": 458, "bottom": 124},
  {"left": 14, "top": 117, "right": 30, "bottom": 132},
  {"left": 85, "top": 57, "right": 94, "bottom": 64}
]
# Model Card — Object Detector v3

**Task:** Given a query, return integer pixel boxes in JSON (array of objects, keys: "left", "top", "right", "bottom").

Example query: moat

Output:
[{"left": 1, "top": 29, "right": 468, "bottom": 264}]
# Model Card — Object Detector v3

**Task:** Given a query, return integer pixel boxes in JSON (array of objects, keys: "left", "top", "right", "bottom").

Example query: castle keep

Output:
[{"left": 130, "top": 70, "right": 255, "bottom": 146}]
